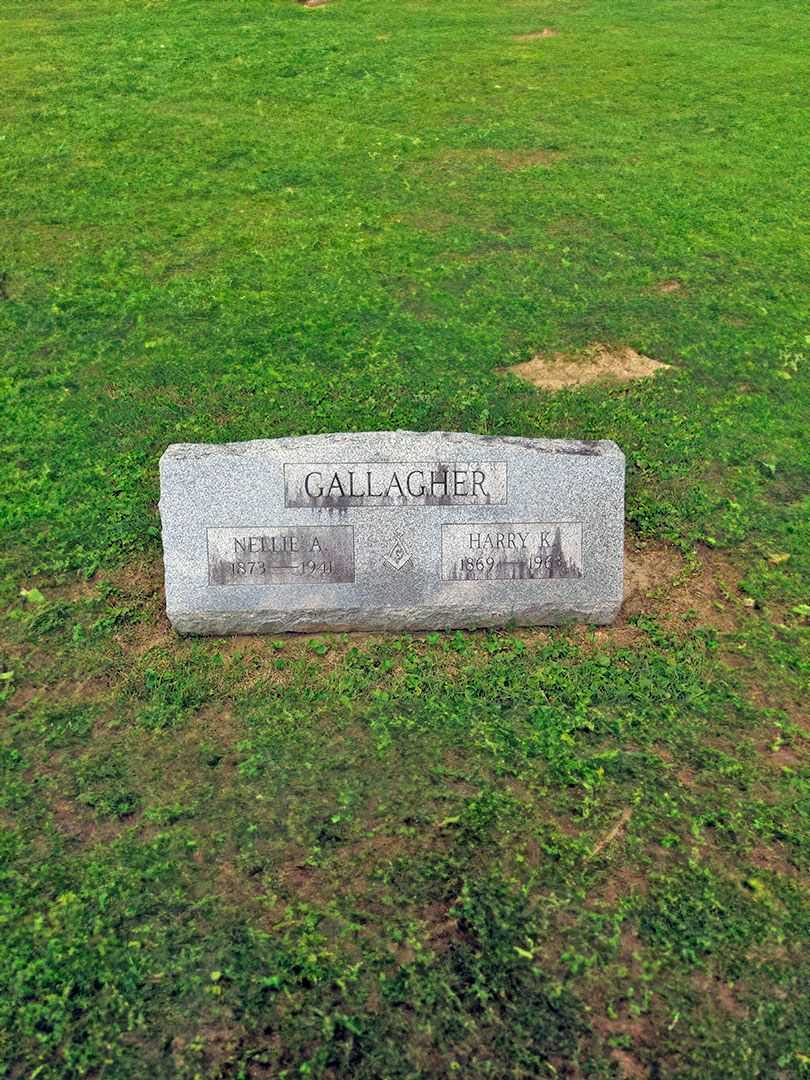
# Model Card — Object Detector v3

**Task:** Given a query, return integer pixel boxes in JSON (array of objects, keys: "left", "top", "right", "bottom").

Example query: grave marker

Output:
[{"left": 159, "top": 431, "right": 624, "bottom": 633}]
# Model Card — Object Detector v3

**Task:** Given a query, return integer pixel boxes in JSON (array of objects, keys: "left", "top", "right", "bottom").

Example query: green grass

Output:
[{"left": 1, "top": 0, "right": 808, "bottom": 1075}]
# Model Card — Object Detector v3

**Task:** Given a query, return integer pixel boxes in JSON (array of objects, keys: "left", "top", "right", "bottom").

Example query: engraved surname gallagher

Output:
[
  {"left": 284, "top": 461, "right": 508, "bottom": 507},
  {"left": 304, "top": 466, "right": 487, "bottom": 499}
]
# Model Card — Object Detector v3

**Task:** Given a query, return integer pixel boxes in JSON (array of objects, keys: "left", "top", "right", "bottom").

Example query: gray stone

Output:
[{"left": 159, "top": 430, "right": 624, "bottom": 634}]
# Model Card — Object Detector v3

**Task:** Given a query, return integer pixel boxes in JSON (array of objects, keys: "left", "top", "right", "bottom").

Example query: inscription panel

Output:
[
  {"left": 207, "top": 526, "right": 354, "bottom": 586},
  {"left": 285, "top": 461, "right": 507, "bottom": 508},
  {"left": 442, "top": 523, "right": 583, "bottom": 582}
]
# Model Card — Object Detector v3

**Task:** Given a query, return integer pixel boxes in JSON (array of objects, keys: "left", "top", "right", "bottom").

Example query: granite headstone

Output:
[{"left": 159, "top": 430, "right": 624, "bottom": 633}]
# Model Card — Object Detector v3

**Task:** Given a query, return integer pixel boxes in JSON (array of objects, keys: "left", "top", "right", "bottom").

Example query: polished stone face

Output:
[{"left": 159, "top": 431, "right": 624, "bottom": 634}]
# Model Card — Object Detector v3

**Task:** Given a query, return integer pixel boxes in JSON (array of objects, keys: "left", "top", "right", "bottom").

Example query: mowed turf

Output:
[{"left": 1, "top": 0, "right": 808, "bottom": 1076}]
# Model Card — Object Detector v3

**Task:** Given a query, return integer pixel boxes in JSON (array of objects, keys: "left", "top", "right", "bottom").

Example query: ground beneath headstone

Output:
[
  {"left": 501, "top": 343, "right": 671, "bottom": 391},
  {"left": 42, "top": 539, "right": 756, "bottom": 660},
  {"left": 618, "top": 544, "right": 740, "bottom": 634}
]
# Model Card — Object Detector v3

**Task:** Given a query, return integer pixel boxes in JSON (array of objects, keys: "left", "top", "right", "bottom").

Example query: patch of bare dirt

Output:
[
  {"left": 619, "top": 542, "right": 743, "bottom": 632},
  {"left": 675, "top": 765, "right": 698, "bottom": 789},
  {"left": 49, "top": 796, "right": 133, "bottom": 847},
  {"left": 596, "top": 868, "right": 650, "bottom": 907},
  {"left": 421, "top": 900, "right": 461, "bottom": 953},
  {"left": 4, "top": 682, "right": 39, "bottom": 711},
  {"left": 299, "top": 0, "right": 331, "bottom": 7},
  {"left": 215, "top": 858, "right": 268, "bottom": 909},
  {"left": 653, "top": 279, "right": 683, "bottom": 294},
  {"left": 50, "top": 797, "right": 98, "bottom": 843},
  {"left": 275, "top": 860, "right": 325, "bottom": 903},
  {"left": 501, "top": 343, "right": 671, "bottom": 391},
  {"left": 568, "top": 541, "right": 735, "bottom": 652},
  {"left": 747, "top": 842, "right": 799, "bottom": 878},
  {"left": 125, "top": 619, "right": 174, "bottom": 656},
  {"left": 692, "top": 973, "right": 748, "bottom": 1019},
  {"left": 171, "top": 1021, "right": 248, "bottom": 1076},
  {"left": 115, "top": 572, "right": 173, "bottom": 654},
  {"left": 622, "top": 545, "right": 685, "bottom": 605},
  {"left": 612, "top": 1048, "right": 649, "bottom": 1079},
  {"left": 46, "top": 555, "right": 175, "bottom": 657},
  {"left": 512, "top": 28, "right": 558, "bottom": 41},
  {"left": 592, "top": 1007, "right": 655, "bottom": 1079},
  {"left": 759, "top": 742, "right": 804, "bottom": 770},
  {"left": 733, "top": 669, "right": 807, "bottom": 733},
  {"left": 111, "top": 555, "right": 165, "bottom": 599}
]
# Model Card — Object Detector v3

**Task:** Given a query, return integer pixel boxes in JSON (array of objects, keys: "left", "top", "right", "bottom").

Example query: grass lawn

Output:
[{"left": 1, "top": 0, "right": 809, "bottom": 1075}]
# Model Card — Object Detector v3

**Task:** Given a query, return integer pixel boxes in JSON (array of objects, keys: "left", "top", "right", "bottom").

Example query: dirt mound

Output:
[
  {"left": 654, "top": 279, "right": 683, "bottom": 294},
  {"left": 513, "top": 29, "right": 558, "bottom": 41},
  {"left": 501, "top": 343, "right": 671, "bottom": 390}
]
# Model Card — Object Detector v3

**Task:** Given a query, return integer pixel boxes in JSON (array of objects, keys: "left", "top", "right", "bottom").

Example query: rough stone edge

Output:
[
  {"left": 165, "top": 597, "right": 624, "bottom": 636},
  {"left": 159, "top": 431, "right": 624, "bottom": 464}
]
